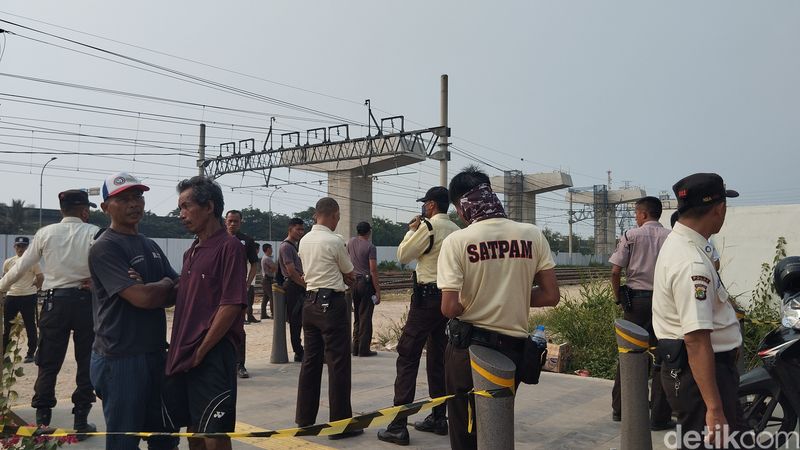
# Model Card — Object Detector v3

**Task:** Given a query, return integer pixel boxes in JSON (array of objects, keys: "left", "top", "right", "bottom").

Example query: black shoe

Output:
[
  {"left": 73, "top": 407, "right": 96, "bottom": 441},
  {"left": 612, "top": 411, "right": 621, "bottom": 422},
  {"left": 24, "top": 355, "right": 34, "bottom": 364},
  {"left": 650, "top": 420, "right": 677, "bottom": 431},
  {"left": 377, "top": 426, "right": 409, "bottom": 445},
  {"left": 359, "top": 350, "right": 378, "bottom": 357},
  {"left": 238, "top": 365, "right": 250, "bottom": 378},
  {"left": 413, "top": 414, "right": 448, "bottom": 435},
  {"left": 294, "top": 353, "right": 303, "bottom": 362},
  {"left": 247, "top": 316, "right": 261, "bottom": 323},
  {"left": 329, "top": 429, "right": 364, "bottom": 440},
  {"left": 35, "top": 408, "right": 52, "bottom": 427}
]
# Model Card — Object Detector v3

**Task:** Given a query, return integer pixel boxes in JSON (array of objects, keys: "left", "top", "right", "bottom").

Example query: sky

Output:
[{"left": 0, "top": 1, "right": 798, "bottom": 238}]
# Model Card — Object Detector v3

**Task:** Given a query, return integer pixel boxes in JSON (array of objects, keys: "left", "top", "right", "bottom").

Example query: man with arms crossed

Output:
[
  {"left": 438, "top": 167, "right": 560, "bottom": 450},
  {"left": 89, "top": 172, "right": 178, "bottom": 450},
  {"left": 347, "top": 221, "right": 380, "bottom": 357},
  {"left": 279, "top": 218, "right": 306, "bottom": 362},
  {"left": 162, "top": 176, "right": 247, "bottom": 450},
  {"left": 2, "top": 236, "right": 43, "bottom": 363}
]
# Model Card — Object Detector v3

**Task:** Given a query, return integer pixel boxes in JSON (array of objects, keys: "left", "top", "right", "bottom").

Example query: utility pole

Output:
[
  {"left": 198, "top": 123, "right": 206, "bottom": 177},
  {"left": 568, "top": 190, "right": 574, "bottom": 265},
  {"left": 439, "top": 74, "right": 450, "bottom": 187}
]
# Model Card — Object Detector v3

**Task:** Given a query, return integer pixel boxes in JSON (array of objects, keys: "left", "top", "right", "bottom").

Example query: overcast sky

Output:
[{"left": 1, "top": 1, "right": 798, "bottom": 237}]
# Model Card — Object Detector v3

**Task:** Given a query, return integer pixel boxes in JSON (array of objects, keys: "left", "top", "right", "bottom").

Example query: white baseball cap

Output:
[{"left": 102, "top": 172, "right": 150, "bottom": 201}]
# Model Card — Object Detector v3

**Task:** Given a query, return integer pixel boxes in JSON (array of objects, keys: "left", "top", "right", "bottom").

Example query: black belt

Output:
[
  {"left": 49, "top": 287, "right": 91, "bottom": 299},
  {"left": 416, "top": 282, "right": 441, "bottom": 297},
  {"left": 306, "top": 290, "right": 345, "bottom": 300},
  {"left": 628, "top": 289, "right": 653, "bottom": 298},
  {"left": 470, "top": 325, "right": 525, "bottom": 353}
]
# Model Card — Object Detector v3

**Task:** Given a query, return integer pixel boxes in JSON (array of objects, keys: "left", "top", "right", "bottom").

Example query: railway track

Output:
[{"left": 252, "top": 266, "right": 611, "bottom": 296}]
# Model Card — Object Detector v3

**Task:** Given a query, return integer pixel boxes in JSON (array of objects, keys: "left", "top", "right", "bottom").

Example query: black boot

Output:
[
  {"left": 72, "top": 406, "right": 97, "bottom": 441},
  {"left": 35, "top": 408, "right": 52, "bottom": 427},
  {"left": 413, "top": 412, "right": 448, "bottom": 435},
  {"left": 377, "top": 417, "right": 410, "bottom": 446}
]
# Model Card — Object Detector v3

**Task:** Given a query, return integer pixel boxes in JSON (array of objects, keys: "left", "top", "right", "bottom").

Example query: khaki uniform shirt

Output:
[
  {"left": 652, "top": 222, "right": 741, "bottom": 352},
  {"left": 437, "top": 218, "right": 555, "bottom": 338},
  {"left": 0, "top": 217, "right": 99, "bottom": 291},
  {"left": 397, "top": 213, "right": 460, "bottom": 284},
  {"left": 3, "top": 256, "right": 42, "bottom": 296},
  {"left": 299, "top": 224, "right": 354, "bottom": 292},
  {"left": 608, "top": 220, "right": 671, "bottom": 290}
]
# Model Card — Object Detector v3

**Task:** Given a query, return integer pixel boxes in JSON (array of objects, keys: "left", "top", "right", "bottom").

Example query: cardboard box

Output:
[{"left": 543, "top": 342, "right": 571, "bottom": 373}]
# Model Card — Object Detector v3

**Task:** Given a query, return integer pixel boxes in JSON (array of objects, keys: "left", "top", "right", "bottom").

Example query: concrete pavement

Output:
[{"left": 9, "top": 352, "right": 676, "bottom": 449}]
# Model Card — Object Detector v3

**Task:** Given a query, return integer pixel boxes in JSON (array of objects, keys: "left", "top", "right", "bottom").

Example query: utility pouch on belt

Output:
[
  {"left": 519, "top": 337, "right": 547, "bottom": 385},
  {"left": 317, "top": 288, "right": 334, "bottom": 310},
  {"left": 411, "top": 271, "right": 421, "bottom": 304},
  {"left": 446, "top": 318, "right": 473, "bottom": 349},
  {"left": 43, "top": 290, "right": 54, "bottom": 312},
  {"left": 657, "top": 339, "right": 687, "bottom": 370}
]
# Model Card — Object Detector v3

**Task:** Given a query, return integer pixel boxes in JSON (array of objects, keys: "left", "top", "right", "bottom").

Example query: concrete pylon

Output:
[
  {"left": 615, "top": 319, "right": 652, "bottom": 450},
  {"left": 328, "top": 170, "right": 373, "bottom": 240},
  {"left": 469, "top": 345, "right": 516, "bottom": 450},
  {"left": 270, "top": 284, "right": 288, "bottom": 364},
  {"left": 490, "top": 171, "right": 573, "bottom": 224}
]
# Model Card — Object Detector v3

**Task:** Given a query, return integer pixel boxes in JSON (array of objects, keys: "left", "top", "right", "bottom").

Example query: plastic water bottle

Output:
[
  {"left": 371, "top": 294, "right": 378, "bottom": 305},
  {"left": 531, "top": 325, "right": 547, "bottom": 349}
]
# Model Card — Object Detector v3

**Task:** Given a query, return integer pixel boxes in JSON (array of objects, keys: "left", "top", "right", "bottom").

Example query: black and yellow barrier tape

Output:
[{"left": 1, "top": 388, "right": 514, "bottom": 440}]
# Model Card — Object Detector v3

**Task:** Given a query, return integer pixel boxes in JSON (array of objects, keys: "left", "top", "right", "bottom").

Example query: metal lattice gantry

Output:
[{"left": 198, "top": 108, "right": 450, "bottom": 238}]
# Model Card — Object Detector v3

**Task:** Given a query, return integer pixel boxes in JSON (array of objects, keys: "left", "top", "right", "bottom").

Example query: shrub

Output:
[
  {"left": 375, "top": 307, "right": 409, "bottom": 348},
  {"left": 736, "top": 237, "right": 786, "bottom": 369},
  {"left": 378, "top": 260, "right": 401, "bottom": 271},
  {"left": 529, "top": 278, "right": 621, "bottom": 379}
]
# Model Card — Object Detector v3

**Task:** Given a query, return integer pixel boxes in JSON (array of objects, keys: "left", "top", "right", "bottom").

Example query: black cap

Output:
[
  {"left": 672, "top": 173, "right": 739, "bottom": 213},
  {"left": 416, "top": 186, "right": 449, "bottom": 204},
  {"left": 13, "top": 236, "right": 29, "bottom": 246},
  {"left": 58, "top": 189, "right": 97, "bottom": 209}
]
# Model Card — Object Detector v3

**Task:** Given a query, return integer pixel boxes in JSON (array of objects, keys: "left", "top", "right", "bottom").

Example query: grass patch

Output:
[{"left": 375, "top": 306, "right": 409, "bottom": 348}]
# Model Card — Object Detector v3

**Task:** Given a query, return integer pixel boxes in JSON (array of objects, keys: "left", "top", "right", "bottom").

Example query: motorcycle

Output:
[{"left": 738, "top": 256, "right": 800, "bottom": 447}]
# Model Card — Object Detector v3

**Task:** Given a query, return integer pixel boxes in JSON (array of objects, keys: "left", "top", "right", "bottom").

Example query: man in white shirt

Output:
[
  {"left": 2, "top": 236, "right": 43, "bottom": 363},
  {"left": 294, "top": 197, "right": 360, "bottom": 440},
  {"left": 0, "top": 190, "right": 99, "bottom": 435}
]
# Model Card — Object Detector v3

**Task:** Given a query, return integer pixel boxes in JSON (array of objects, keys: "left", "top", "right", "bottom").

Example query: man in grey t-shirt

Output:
[
  {"left": 347, "top": 222, "right": 381, "bottom": 357},
  {"left": 279, "top": 218, "right": 306, "bottom": 362}
]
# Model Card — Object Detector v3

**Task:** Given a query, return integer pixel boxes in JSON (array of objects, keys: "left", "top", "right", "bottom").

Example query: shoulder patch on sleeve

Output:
[{"left": 694, "top": 284, "right": 708, "bottom": 300}]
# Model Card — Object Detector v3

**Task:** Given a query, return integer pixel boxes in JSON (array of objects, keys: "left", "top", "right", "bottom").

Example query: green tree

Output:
[{"left": 372, "top": 216, "right": 407, "bottom": 246}]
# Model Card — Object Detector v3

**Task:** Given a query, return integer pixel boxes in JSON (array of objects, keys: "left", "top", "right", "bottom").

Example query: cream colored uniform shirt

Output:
[
  {"left": 3, "top": 256, "right": 42, "bottom": 296},
  {"left": 652, "top": 222, "right": 741, "bottom": 352},
  {"left": 0, "top": 217, "right": 99, "bottom": 292},
  {"left": 397, "top": 213, "right": 460, "bottom": 284},
  {"left": 437, "top": 218, "right": 555, "bottom": 339},
  {"left": 299, "top": 224, "right": 354, "bottom": 292}
]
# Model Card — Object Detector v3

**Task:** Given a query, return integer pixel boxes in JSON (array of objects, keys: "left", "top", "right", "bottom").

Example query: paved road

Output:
[{"left": 11, "top": 352, "right": 679, "bottom": 449}]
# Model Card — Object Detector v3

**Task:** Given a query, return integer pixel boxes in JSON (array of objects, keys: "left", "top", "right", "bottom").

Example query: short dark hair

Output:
[
  {"left": 61, "top": 204, "right": 87, "bottom": 217},
  {"left": 225, "top": 210, "right": 242, "bottom": 219},
  {"left": 448, "top": 165, "right": 491, "bottom": 205},
  {"left": 356, "top": 221, "right": 371, "bottom": 236},
  {"left": 262, "top": 243, "right": 272, "bottom": 252},
  {"left": 315, "top": 197, "right": 339, "bottom": 216},
  {"left": 288, "top": 217, "right": 304, "bottom": 229},
  {"left": 177, "top": 176, "right": 224, "bottom": 219},
  {"left": 635, "top": 196, "right": 663, "bottom": 220},
  {"left": 679, "top": 202, "right": 720, "bottom": 220}
]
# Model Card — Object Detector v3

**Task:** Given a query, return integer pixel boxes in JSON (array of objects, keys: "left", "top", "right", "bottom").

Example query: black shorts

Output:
[{"left": 161, "top": 339, "right": 237, "bottom": 433}]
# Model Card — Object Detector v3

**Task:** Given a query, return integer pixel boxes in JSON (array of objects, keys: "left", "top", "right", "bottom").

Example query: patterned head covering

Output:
[{"left": 457, "top": 183, "right": 507, "bottom": 224}]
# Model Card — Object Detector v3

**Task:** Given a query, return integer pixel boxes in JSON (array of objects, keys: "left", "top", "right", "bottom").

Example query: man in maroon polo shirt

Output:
[{"left": 162, "top": 176, "right": 247, "bottom": 450}]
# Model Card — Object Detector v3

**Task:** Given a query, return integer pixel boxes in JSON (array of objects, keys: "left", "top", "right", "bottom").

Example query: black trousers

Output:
[
  {"left": 32, "top": 289, "right": 96, "bottom": 410},
  {"left": 246, "top": 285, "right": 257, "bottom": 320},
  {"left": 445, "top": 341, "right": 522, "bottom": 450},
  {"left": 391, "top": 292, "right": 448, "bottom": 424},
  {"left": 295, "top": 291, "right": 352, "bottom": 425},
  {"left": 284, "top": 280, "right": 305, "bottom": 356},
  {"left": 660, "top": 350, "right": 741, "bottom": 448},
  {"left": 261, "top": 277, "right": 273, "bottom": 318},
  {"left": 2, "top": 293, "right": 38, "bottom": 357},
  {"left": 612, "top": 296, "right": 672, "bottom": 424},
  {"left": 351, "top": 277, "right": 375, "bottom": 356}
]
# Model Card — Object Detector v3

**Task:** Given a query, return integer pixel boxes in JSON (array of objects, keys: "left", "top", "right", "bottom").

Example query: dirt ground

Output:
[{"left": 4, "top": 285, "right": 586, "bottom": 408}]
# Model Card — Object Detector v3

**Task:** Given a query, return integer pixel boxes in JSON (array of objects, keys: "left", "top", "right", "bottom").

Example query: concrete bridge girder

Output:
[{"left": 489, "top": 171, "right": 573, "bottom": 224}]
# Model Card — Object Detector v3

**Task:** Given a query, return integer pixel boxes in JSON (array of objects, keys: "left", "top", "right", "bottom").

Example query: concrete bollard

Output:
[
  {"left": 469, "top": 345, "right": 516, "bottom": 450},
  {"left": 615, "top": 319, "right": 652, "bottom": 450},
  {"left": 270, "top": 283, "right": 288, "bottom": 364}
]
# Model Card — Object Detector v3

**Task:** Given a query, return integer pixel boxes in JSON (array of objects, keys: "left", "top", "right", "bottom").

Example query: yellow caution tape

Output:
[
  {"left": 0, "top": 388, "right": 514, "bottom": 440},
  {"left": 615, "top": 327, "right": 649, "bottom": 350}
]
